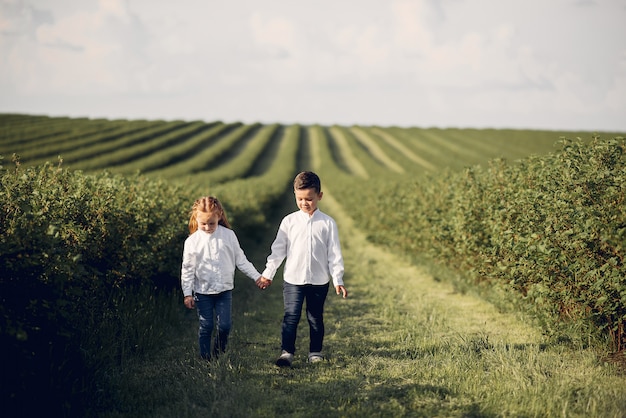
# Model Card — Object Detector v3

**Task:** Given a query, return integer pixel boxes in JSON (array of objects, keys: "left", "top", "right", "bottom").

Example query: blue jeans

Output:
[
  {"left": 194, "top": 291, "right": 232, "bottom": 359},
  {"left": 281, "top": 282, "right": 329, "bottom": 354}
]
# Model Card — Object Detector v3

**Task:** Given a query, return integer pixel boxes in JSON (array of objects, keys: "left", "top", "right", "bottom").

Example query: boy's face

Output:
[
  {"left": 294, "top": 187, "right": 322, "bottom": 216},
  {"left": 197, "top": 213, "right": 220, "bottom": 234}
]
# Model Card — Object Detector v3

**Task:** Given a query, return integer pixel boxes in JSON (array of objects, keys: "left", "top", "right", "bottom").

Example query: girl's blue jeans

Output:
[
  {"left": 194, "top": 291, "right": 232, "bottom": 360},
  {"left": 281, "top": 282, "right": 329, "bottom": 354}
]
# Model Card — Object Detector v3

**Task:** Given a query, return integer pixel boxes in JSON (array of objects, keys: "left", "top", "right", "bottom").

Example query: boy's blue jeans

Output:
[
  {"left": 194, "top": 291, "right": 232, "bottom": 359},
  {"left": 281, "top": 282, "right": 329, "bottom": 354}
]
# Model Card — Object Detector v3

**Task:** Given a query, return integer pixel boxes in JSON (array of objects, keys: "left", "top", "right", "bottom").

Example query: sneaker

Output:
[
  {"left": 308, "top": 352, "right": 324, "bottom": 363},
  {"left": 275, "top": 350, "right": 294, "bottom": 367}
]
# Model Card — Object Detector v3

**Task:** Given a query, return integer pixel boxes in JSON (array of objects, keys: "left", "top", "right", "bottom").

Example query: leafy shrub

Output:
[
  {"left": 465, "top": 137, "right": 626, "bottom": 350},
  {"left": 0, "top": 148, "right": 293, "bottom": 416},
  {"left": 0, "top": 157, "right": 194, "bottom": 416},
  {"left": 349, "top": 136, "right": 626, "bottom": 352}
]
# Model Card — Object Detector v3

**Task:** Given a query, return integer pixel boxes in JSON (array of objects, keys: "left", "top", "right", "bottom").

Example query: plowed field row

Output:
[{"left": 2, "top": 114, "right": 609, "bottom": 183}]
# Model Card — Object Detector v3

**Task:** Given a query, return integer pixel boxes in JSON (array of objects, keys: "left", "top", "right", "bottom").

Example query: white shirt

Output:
[
  {"left": 262, "top": 209, "right": 344, "bottom": 287},
  {"left": 181, "top": 225, "right": 261, "bottom": 296}
]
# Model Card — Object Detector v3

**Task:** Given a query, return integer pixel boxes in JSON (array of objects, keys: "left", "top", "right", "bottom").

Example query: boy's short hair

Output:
[{"left": 294, "top": 171, "right": 321, "bottom": 193}]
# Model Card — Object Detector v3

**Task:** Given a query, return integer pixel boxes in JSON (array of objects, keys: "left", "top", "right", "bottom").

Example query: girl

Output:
[{"left": 181, "top": 196, "right": 263, "bottom": 360}]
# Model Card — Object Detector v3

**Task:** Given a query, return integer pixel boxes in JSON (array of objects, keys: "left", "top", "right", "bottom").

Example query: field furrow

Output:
[
  {"left": 179, "top": 123, "right": 281, "bottom": 184},
  {"left": 327, "top": 126, "right": 370, "bottom": 178},
  {"left": 1, "top": 122, "right": 125, "bottom": 158},
  {"left": 369, "top": 127, "right": 437, "bottom": 172},
  {"left": 383, "top": 127, "right": 455, "bottom": 168},
  {"left": 0, "top": 116, "right": 100, "bottom": 148},
  {"left": 349, "top": 126, "right": 405, "bottom": 173},
  {"left": 148, "top": 123, "right": 259, "bottom": 179},
  {"left": 17, "top": 124, "right": 138, "bottom": 162},
  {"left": 361, "top": 128, "right": 435, "bottom": 175},
  {"left": 69, "top": 122, "right": 214, "bottom": 171},
  {"left": 125, "top": 122, "right": 237, "bottom": 175},
  {"left": 47, "top": 121, "right": 190, "bottom": 169}
]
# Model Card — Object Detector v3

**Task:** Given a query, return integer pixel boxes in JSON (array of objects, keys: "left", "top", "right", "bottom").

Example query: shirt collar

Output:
[{"left": 299, "top": 208, "right": 321, "bottom": 219}]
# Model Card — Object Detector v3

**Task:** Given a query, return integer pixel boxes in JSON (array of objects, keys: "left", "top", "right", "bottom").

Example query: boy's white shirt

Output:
[
  {"left": 262, "top": 209, "right": 345, "bottom": 287},
  {"left": 181, "top": 225, "right": 261, "bottom": 296}
]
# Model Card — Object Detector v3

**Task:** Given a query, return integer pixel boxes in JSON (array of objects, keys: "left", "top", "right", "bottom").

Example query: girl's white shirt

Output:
[
  {"left": 181, "top": 225, "right": 261, "bottom": 296},
  {"left": 262, "top": 209, "right": 344, "bottom": 287}
]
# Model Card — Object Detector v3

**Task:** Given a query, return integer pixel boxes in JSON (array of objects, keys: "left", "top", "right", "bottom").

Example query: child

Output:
[
  {"left": 181, "top": 196, "right": 263, "bottom": 360},
  {"left": 257, "top": 171, "right": 348, "bottom": 367}
]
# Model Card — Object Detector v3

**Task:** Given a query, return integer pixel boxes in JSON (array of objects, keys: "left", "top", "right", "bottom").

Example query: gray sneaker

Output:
[
  {"left": 308, "top": 352, "right": 324, "bottom": 363},
  {"left": 275, "top": 350, "right": 294, "bottom": 367}
]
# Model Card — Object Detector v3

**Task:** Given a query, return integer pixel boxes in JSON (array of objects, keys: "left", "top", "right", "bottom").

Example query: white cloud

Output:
[
  {"left": 98, "top": 0, "right": 130, "bottom": 23},
  {"left": 603, "top": 51, "right": 626, "bottom": 112},
  {"left": 392, "top": 0, "right": 435, "bottom": 54},
  {"left": 3, "top": 1, "right": 136, "bottom": 94},
  {"left": 0, "top": 0, "right": 625, "bottom": 131},
  {"left": 250, "top": 13, "right": 296, "bottom": 52}
]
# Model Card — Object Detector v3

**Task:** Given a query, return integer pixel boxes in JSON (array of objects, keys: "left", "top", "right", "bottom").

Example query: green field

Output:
[
  {"left": 1, "top": 113, "right": 625, "bottom": 417},
  {"left": 1, "top": 113, "right": 610, "bottom": 177}
]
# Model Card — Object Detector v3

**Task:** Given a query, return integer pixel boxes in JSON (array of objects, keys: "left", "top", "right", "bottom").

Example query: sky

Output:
[{"left": 1, "top": 0, "right": 625, "bottom": 131}]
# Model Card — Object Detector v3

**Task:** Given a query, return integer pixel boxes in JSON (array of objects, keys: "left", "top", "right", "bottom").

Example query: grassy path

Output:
[
  {"left": 321, "top": 188, "right": 542, "bottom": 345},
  {"left": 96, "top": 182, "right": 626, "bottom": 417}
]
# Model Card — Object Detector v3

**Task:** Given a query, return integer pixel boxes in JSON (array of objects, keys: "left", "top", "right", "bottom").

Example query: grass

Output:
[{"left": 91, "top": 190, "right": 626, "bottom": 418}]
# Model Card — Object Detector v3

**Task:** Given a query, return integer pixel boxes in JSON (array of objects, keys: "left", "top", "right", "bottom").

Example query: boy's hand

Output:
[
  {"left": 256, "top": 276, "right": 272, "bottom": 290},
  {"left": 184, "top": 295, "right": 195, "bottom": 309},
  {"left": 335, "top": 285, "right": 348, "bottom": 298}
]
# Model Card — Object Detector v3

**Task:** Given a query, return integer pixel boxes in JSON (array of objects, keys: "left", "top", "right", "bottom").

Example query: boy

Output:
[{"left": 257, "top": 171, "right": 348, "bottom": 367}]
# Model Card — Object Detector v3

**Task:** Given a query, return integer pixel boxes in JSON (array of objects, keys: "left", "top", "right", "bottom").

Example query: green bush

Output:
[
  {"left": 0, "top": 157, "right": 193, "bottom": 416},
  {"left": 348, "top": 136, "right": 626, "bottom": 352},
  {"left": 0, "top": 149, "right": 293, "bottom": 416},
  {"left": 464, "top": 137, "right": 626, "bottom": 350}
]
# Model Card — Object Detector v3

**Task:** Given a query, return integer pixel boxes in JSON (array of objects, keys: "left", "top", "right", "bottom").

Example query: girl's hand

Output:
[
  {"left": 256, "top": 276, "right": 272, "bottom": 290},
  {"left": 335, "top": 285, "right": 348, "bottom": 299},
  {"left": 184, "top": 295, "right": 195, "bottom": 309}
]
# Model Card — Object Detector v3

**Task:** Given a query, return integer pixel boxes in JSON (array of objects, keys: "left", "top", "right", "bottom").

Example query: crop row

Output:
[{"left": 4, "top": 114, "right": 618, "bottom": 181}]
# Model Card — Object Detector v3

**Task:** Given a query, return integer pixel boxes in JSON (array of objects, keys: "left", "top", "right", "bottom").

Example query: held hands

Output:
[
  {"left": 253, "top": 277, "right": 345, "bottom": 297},
  {"left": 255, "top": 276, "right": 272, "bottom": 290}
]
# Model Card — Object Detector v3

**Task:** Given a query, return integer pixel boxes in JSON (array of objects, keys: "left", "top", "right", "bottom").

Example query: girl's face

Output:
[
  {"left": 196, "top": 212, "right": 220, "bottom": 234},
  {"left": 294, "top": 188, "right": 323, "bottom": 216}
]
